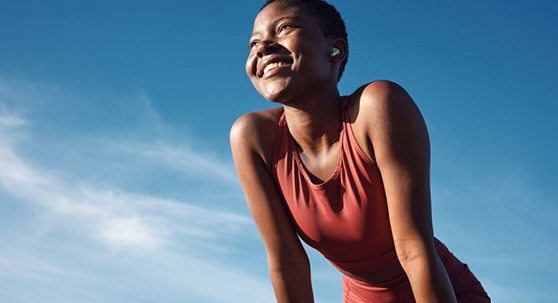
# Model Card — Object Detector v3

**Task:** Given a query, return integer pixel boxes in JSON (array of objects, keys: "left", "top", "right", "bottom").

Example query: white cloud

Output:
[
  {"left": 0, "top": 114, "right": 26, "bottom": 128},
  {"left": 0, "top": 77, "right": 249, "bottom": 250},
  {"left": 0, "top": 112, "right": 249, "bottom": 251},
  {"left": 99, "top": 216, "right": 163, "bottom": 250},
  {"left": 0, "top": 253, "right": 80, "bottom": 283},
  {"left": 0, "top": 78, "right": 273, "bottom": 302},
  {"left": 132, "top": 143, "right": 239, "bottom": 183}
]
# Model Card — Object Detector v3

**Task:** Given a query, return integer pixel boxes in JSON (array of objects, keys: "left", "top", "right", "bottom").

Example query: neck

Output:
[{"left": 283, "top": 88, "right": 343, "bottom": 154}]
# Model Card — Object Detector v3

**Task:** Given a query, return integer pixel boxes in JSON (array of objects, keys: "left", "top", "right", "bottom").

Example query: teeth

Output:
[{"left": 263, "top": 61, "right": 290, "bottom": 76}]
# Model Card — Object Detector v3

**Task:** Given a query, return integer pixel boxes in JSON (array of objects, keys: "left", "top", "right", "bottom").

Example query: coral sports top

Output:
[
  {"left": 271, "top": 97, "right": 490, "bottom": 302},
  {"left": 272, "top": 97, "right": 402, "bottom": 274}
]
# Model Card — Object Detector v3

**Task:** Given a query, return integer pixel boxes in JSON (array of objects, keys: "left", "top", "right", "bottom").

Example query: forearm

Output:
[
  {"left": 268, "top": 264, "right": 315, "bottom": 303},
  {"left": 400, "top": 254, "right": 457, "bottom": 303}
]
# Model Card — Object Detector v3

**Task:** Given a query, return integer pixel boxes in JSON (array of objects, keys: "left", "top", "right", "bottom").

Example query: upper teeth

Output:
[{"left": 263, "top": 61, "right": 290, "bottom": 75}]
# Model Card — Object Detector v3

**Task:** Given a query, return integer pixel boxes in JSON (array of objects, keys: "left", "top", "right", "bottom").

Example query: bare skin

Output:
[{"left": 231, "top": 2, "right": 458, "bottom": 302}]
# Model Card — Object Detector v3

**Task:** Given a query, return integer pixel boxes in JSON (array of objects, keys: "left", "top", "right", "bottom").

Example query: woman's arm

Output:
[
  {"left": 230, "top": 112, "right": 315, "bottom": 303},
  {"left": 361, "top": 81, "right": 457, "bottom": 303}
]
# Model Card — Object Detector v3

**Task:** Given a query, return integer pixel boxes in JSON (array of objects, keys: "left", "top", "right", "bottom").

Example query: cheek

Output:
[
  {"left": 245, "top": 58, "right": 259, "bottom": 88},
  {"left": 291, "top": 39, "right": 328, "bottom": 71},
  {"left": 244, "top": 53, "right": 256, "bottom": 78},
  {"left": 245, "top": 55, "right": 254, "bottom": 77}
]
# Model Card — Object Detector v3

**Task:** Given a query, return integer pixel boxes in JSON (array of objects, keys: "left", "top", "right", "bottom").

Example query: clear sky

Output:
[{"left": 0, "top": 1, "right": 556, "bottom": 302}]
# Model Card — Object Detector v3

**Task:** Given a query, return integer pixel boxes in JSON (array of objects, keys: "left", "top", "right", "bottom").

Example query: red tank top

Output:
[
  {"left": 271, "top": 98, "right": 490, "bottom": 302},
  {"left": 272, "top": 97, "right": 401, "bottom": 273}
]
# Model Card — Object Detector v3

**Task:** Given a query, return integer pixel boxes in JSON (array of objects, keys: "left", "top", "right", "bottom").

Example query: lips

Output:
[{"left": 257, "top": 56, "right": 294, "bottom": 78}]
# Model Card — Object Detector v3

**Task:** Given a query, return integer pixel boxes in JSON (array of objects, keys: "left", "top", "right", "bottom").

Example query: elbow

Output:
[
  {"left": 396, "top": 249, "right": 430, "bottom": 268},
  {"left": 394, "top": 239, "right": 437, "bottom": 268}
]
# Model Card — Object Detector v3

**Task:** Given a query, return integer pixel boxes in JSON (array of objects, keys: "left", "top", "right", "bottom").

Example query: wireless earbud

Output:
[{"left": 330, "top": 47, "right": 340, "bottom": 57}]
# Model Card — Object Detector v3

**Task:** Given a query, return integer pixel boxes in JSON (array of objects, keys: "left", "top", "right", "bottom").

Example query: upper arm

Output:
[
  {"left": 360, "top": 81, "right": 435, "bottom": 262},
  {"left": 230, "top": 113, "right": 309, "bottom": 270}
]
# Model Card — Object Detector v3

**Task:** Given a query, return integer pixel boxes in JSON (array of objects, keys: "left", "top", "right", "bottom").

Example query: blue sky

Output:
[{"left": 0, "top": 1, "right": 556, "bottom": 302}]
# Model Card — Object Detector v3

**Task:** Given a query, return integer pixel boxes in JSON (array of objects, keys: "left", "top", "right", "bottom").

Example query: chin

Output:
[
  {"left": 257, "top": 77, "right": 303, "bottom": 104},
  {"left": 257, "top": 77, "right": 299, "bottom": 104}
]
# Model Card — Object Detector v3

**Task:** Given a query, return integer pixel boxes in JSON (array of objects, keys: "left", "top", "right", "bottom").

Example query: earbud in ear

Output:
[{"left": 330, "top": 47, "right": 340, "bottom": 57}]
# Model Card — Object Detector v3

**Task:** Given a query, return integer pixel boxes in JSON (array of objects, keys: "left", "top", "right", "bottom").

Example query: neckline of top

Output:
[{"left": 282, "top": 97, "right": 349, "bottom": 188}]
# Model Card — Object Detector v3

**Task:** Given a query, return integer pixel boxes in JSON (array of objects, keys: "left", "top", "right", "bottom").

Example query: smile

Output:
[
  {"left": 263, "top": 61, "right": 291, "bottom": 76},
  {"left": 257, "top": 57, "right": 294, "bottom": 78}
]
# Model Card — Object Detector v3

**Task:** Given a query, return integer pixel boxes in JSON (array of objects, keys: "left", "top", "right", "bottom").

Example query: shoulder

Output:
[
  {"left": 230, "top": 106, "right": 284, "bottom": 169},
  {"left": 348, "top": 80, "right": 424, "bottom": 133},
  {"left": 351, "top": 80, "right": 415, "bottom": 119},
  {"left": 230, "top": 106, "right": 284, "bottom": 148},
  {"left": 346, "top": 80, "right": 429, "bottom": 164}
]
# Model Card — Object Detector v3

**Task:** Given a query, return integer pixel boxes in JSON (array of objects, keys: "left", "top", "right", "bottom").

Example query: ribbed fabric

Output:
[{"left": 272, "top": 98, "right": 490, "bottom": 302}]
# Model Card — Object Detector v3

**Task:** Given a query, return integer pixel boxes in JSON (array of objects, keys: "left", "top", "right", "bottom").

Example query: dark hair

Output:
[{"left": 261, "top": 0, "right": 349, "bottom": 81}]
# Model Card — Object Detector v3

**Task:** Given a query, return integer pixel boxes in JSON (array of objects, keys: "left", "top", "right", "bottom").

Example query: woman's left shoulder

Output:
[
  {"left": 348, "top": 80, "right": 415, "bottom": 116},
  {"left": 346, "top": 79, "right": 427, "bottom": 155}
]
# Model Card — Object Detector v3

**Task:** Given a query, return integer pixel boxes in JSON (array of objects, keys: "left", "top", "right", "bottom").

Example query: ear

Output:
[{"left": 330, "top": 37, "right": 348, "bottom": 62}]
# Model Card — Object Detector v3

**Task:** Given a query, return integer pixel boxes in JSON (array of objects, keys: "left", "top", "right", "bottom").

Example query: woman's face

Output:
[{"left": 246, "top": 2, "right": 334, "bottom": 103}]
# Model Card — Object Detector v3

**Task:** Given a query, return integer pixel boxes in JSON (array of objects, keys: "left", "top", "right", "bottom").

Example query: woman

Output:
[{"left": 230, "top": 0, "right": 490, "bottom": 302}]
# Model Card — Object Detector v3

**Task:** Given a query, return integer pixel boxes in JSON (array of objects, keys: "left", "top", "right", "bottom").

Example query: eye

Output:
[
  {"left": 249, "top": 40, "right": 259, "bottom": 49},
  {"left": 277, "top": 23, "right": 293, "bottom": 34}
]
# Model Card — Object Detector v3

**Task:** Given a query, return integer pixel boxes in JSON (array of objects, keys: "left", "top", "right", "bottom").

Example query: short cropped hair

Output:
[{"left": 261, "top": 0, "right": 349, "bottom": 81}]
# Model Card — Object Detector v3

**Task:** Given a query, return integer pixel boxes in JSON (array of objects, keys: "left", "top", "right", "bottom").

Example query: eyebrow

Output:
[{"left": 250, "top": 15, "right": 301, "bottom": 38}]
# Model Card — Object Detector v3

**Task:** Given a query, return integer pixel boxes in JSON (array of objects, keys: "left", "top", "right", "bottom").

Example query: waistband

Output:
[{"left": 323, "top": 247, "right": 400, "bottom": 273}]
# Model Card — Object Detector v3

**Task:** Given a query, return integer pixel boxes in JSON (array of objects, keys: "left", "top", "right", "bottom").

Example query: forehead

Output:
[{"left": 252, "top": 2, "right": 318, "bottom": 32}]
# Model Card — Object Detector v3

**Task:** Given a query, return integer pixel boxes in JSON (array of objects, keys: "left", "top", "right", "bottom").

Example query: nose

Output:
[{"left": 256, "top": 40, "right": 279, "bottom": 58}]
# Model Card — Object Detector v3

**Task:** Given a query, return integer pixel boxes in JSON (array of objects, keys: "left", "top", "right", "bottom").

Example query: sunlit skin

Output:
[
  {"left": 245, "top": 2, "right": 349, "bottom": 178},
  {"left": 245, "top": 4, "right": 335, "bottom": 104},
  {"left": 231, "top": 2, "right": 459, "bottom": 302}
]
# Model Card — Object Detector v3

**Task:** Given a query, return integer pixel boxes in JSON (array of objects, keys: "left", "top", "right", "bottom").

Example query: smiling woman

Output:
[
  {"left": 245, "top": 1, "right": 346, "bottom": 102},
  {"left": 231, "top": 1, "right": 490, "bottom": 302}
]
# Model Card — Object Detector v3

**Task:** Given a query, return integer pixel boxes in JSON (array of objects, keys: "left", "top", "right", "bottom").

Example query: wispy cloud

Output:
[
  {"left": 117, "top": 142, "right": 239, "bottom": 184},
  {"left": 0, "top": 113, "right": 26, "bottom": 128},
  {"left": 0, "top": 252, "right": 81, "bottom": 283},
  {"left": 0, "top": 104, "right": 250, "bottom": 249},
  {"left": 0, "top": 77, "right": 272, "bottom": 302}
]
